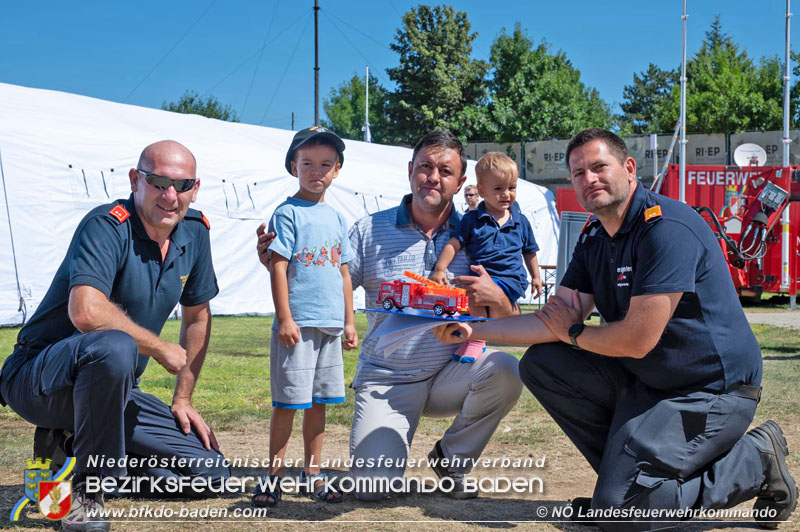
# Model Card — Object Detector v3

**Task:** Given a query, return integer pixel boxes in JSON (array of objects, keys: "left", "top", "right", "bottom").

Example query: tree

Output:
[
  {"left": 788, "top": 50, "right": 800, "bottom": 127},
  {"left": 321, "top": 73, "right": 391, "bottom": 143},
  {"left": 655, "top": 16, "right": 782, "bottom": 134},
  {"left": 162, "top": 90, "right": 239, "bottom": 122},
  {"left": 483, "top": 24, "right": 612, "bottom": 142},
  {"left": 620, "top": 63, "right": 678, "bottom": 134},
  {"left": 386, "top": 5, "right": 489, "bottom": 144}
]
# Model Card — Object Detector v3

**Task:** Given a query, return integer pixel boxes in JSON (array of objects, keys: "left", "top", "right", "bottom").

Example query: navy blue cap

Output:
[{"left": 284, "top": 126, "right": 345, "bottom": 174}]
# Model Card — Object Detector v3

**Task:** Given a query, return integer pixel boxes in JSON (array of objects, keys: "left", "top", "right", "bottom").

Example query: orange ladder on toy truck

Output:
[{"left": 403, "top": 270, "right": 467, "bottom": 298}]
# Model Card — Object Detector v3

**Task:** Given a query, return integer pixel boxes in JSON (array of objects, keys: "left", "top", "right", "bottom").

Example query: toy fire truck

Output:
[{"left": 377, "top": 270, "right": 470, "bottom": 316}]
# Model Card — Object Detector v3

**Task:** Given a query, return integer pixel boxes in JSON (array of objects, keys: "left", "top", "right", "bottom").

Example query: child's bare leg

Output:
[
  {"left": 454, "top": 299, "right": 487, "bottom": 363},
  {"left": 303, "top": 403, "right": 325, "bottom": 476},
  {"left": 303, "top": 403, "right": 341, "bottom": 501},
  {"left": 269, "top": 407, "right": 295, "bottom": 477},
  {"left": 254, "top": 406, "right": 295, "bottom": 505}
]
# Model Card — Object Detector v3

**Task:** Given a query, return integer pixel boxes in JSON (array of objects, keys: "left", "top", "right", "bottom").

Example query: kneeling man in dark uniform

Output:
[
  {"left": 437, "top": 128, "right": 797, "bottom": 531},
  {"left": 0, "top": 140, "right": 230, "bottom": 532}
]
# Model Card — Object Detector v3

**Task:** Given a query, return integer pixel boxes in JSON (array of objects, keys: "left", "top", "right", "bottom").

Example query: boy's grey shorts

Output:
[{"left": 270, "top": 326, "right": 345, "bottom": 409}]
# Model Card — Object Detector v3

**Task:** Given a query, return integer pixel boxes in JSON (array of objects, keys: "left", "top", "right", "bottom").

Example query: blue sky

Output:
[{"left": 1, "top": 1, "right": 793, "bottom": 131}]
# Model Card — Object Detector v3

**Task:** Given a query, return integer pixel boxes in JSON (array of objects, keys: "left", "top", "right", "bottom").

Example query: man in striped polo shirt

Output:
[{"left": 345, "top": 130, "right": 523, "bottom": 500}]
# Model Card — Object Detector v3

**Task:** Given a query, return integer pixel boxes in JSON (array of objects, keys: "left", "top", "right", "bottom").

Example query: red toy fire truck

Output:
[{"left": 377, "top": 270, "right": 470, "bottom": 316}]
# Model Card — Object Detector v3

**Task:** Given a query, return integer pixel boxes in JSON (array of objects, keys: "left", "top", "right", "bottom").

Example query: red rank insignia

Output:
[{"left": 109, "top": 205, "right": 130, "bottom": 223}]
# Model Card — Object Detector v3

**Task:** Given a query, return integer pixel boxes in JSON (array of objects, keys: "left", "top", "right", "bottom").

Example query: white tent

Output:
[{"left": 0, "top": 82, "right": 559, "bottom": 326}]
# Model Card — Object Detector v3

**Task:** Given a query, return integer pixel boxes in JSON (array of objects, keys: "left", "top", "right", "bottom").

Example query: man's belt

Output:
[{"left": 728, "top": 384, "right": 762, "bottom": 402}]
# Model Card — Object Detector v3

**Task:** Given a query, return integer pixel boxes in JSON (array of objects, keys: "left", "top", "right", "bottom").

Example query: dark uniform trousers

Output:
[
  {"left": 520, "top": 342, "right": 764, "bottom": 532},
  {"left": 1, "top": 330, "right": 230, "bottom": 492}
]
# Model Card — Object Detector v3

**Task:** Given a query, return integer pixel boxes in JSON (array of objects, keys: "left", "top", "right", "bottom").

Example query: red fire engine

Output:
[
  {"left": 377, "top": 270, "right": 470, "bottom": 316},
  {"left": 557, "top": 164, "right": 800, "bottom": 301}
]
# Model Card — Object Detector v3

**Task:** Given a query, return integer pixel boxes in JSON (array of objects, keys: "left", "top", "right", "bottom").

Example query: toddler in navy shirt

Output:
[{"left": 432, "top": 152, "right": 542, "bottom": 362}]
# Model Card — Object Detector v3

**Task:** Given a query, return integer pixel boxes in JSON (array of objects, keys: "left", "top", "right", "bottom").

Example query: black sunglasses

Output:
[{"left": 137, "top": 169, "right": 197, "bottom": 193}]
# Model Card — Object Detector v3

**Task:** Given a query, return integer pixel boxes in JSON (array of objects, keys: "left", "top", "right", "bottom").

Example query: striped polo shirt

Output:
[{"left": 349, "top": 194, "right": 470, "bottom": 386}]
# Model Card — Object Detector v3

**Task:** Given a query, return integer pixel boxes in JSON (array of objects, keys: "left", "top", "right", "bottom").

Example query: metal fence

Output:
[{"left": 468, "top": 130, "right": 800, "bottom": 193}]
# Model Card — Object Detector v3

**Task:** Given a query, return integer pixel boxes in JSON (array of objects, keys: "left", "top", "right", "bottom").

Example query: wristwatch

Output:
[{"left": 568, "top": 322, "right": 585, "bottom": 349}]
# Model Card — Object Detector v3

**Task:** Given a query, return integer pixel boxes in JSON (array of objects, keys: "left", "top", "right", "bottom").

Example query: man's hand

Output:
[
  {"left": 343, "top": 324, "right": 358, "bottom": 350},
  {"left": 154, "top": 342, "right": 188, "bottom": 374},
  {"left": 256, "top": 223, "right": 276, "bottom": 269},
  {"left": 430, "top": 270, "right": 448, "bottom": 285},
  {"left": 278, "top": 318, "right": 301, "bottom": 346},
  {"left": 434, "top": 322, "right": 472, "bottom": 344},
  {"left": 536, "top": 290, "right": 583, "bottom": 343},
  {"left": 451, "top": 265, "right": 513, "bottom": 315},
  {"left": 171, "top": 399, "right": 220, "bottom": 452},
  {"left": 530, "top": 277, "right": 543, "bottom": 299}
]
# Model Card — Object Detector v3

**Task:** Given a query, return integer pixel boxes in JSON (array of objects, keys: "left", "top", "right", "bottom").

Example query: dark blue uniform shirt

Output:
[
  {"left": 5, "top": 195, "right": 218, "bottom": 380},
  {"left": 454, "top": 201, "right": 539, "bottom": 300},
  {"left": 560, "top": 183, "right": 762, "bottom": 392}
]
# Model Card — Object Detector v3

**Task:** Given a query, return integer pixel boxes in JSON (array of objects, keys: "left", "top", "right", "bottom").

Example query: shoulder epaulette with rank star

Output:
[
  {"left": 108, "top": 205, "right": 130, "bottom": 224},
  {"left": 644, "top": 205, "right": 662, "bottom": 223}
]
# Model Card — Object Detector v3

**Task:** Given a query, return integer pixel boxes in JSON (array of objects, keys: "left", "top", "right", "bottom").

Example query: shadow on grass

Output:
[
  {"left": 761, "top": 346, "right": 800, "bottom": 355},
  {"left": 212, "top": 351, "right": 268, "bottom": 358},
  {"left": 764, "top": 354, "right": 800, "bottom": 360},
  {"left": 0, "top": 483, "right": 59, "bottom": 530}
]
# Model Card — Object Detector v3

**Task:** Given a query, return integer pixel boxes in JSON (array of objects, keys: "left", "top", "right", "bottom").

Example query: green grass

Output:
[
  {"left": 751, "top": 323, "right": 800, "bottom": 422},
  {"left": 1, "top": 315, "right": 798, "bottom": 438},
  {"left": 128, "top": 315, "right": 363, "bottom": 430}
]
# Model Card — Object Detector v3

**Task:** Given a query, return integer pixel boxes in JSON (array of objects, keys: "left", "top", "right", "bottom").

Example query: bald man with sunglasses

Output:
[{"left": 0, "top": 140, "right": 229, "bottom": 532}]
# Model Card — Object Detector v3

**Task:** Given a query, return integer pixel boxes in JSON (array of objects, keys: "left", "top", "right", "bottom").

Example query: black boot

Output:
[
  {"left": 33, "top": 427, "right": 74, "bottom": 474},
  {"left": 747, "top": 421, "right": 798, "bottom": 529}
]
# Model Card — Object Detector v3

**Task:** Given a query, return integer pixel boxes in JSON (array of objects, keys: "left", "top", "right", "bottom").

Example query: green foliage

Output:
[
  {"left": 386, "top": 5, "right": 489, "bottom": 144},
  {"left": 321, "top": 73, "right": 391, "bottom": 143},
  {"left": 482, "top": 24, "right": 612, "bottom": 142},
  {"left": 162, "top": 90, "right": 239, "bottom": 122},
  {"left": 620, "top": 63, "right": 679, "bottom": 134},
  {"left": 655, "top": 16, "right": 784, "bottom": 134},
  {"left": 790, "top": 50, "right": 800, "bottom": 127}
]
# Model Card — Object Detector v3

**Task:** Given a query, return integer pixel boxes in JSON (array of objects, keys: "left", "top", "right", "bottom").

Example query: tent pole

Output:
[{"left": 0, "top": 147, "right": 26, "bottom": 323}]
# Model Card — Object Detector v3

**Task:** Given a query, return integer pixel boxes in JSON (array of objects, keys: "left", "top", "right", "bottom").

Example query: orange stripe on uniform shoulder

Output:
[
  {"left": 108, "top": 205, "right": 130, "bottom": 224},
  {"left": 644, "top": 205, "right": 662, "bottom": 222},
  {"left": 201, "top": 212, "right": 210, "bottom": 229},
  {"left": 580, "top": 217, "right": 593, "bottom": 233}
]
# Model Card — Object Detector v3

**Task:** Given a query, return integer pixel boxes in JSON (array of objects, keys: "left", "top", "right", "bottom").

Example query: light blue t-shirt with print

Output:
[{"left": 268, "top": 197, "right": 354, "bottom": 328}]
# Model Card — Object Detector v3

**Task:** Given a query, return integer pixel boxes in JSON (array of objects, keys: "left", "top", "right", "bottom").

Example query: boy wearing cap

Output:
[{"left": 253, "top": 127, "right": 357, "bottom": 506}]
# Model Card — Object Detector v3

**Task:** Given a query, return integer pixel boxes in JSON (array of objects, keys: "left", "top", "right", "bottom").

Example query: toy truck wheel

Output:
[
  {"left": 433, "top": 303, "right": 446, "bottom": 316},
  {"left": 382, "top": 298, "right": 395, "bottom": 310}
]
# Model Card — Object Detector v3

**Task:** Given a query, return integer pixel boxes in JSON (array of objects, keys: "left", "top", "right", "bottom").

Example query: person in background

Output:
[{"left": 463, "top": 184, "right": 479, "bottom": 211}]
